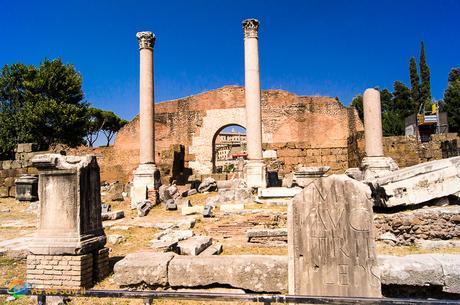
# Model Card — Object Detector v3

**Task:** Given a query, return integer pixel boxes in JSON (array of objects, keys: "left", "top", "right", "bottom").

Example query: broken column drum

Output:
[
  {"left": 361, "top": 88, "right": 398, "bottom": 179},
  {"left": 242, "top": 18, "right": 266, "bottom": 188},
  {"left": 131, "top": 31, "right": 160, "bottom": 207}
]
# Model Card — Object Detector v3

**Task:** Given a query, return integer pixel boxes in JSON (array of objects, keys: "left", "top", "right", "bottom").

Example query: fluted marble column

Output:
[
  {"left": 131, "top": 31, "right": 160, "bottom": 207},
  {"left": 361, "top": 88, "right": 398, "bottom": 179},
  {"left": 243, "top": 19, "right": 266, "bottom": 188}
]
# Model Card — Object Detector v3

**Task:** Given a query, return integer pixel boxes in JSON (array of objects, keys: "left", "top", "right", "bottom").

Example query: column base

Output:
[
  {"left": 131, "top": 163, "right": 160, "bottom": 208},
  {"left": 244, "top": 160, "right": 267, "bottom": 189},
  {"left": 361, "top": 156, "right": 399, "bottom": 180}
]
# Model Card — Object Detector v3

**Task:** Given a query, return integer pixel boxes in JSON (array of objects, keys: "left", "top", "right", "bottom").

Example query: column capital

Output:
[
  {"left": 242, "top": 19, "right": 259, "bottom": 39},
  {"left": 136, "top": 31, "right": 156, "bottom": 50}
]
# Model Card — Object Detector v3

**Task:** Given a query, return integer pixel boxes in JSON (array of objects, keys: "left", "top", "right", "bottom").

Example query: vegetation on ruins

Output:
[
  {"left": 351, "top": 41, "right": 441, "bottom": 137},
  {"left": 0, "top": 59, "right": 127, "bottom": 158},
  {"left": 86, "top": 107, "right": 128, "bottom": 147},
  {"left": 442, "top": 68, "right": 460, "bottom": 132}
]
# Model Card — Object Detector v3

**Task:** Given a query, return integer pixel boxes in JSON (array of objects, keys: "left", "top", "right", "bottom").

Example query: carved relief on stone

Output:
[
  {"left": 136, "top": 31, "right": 156, "bottom": 49},
  {"left": 242, "top": 18, "right": 259, "bottom": 39}
]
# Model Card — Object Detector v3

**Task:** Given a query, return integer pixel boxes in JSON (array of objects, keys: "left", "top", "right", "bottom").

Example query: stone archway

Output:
[
  {"left": 189, "top": 108, "right": 246, "bottom": 174},
  {"left": 211, "top": 124, "right": 246, "bottom": 173}
]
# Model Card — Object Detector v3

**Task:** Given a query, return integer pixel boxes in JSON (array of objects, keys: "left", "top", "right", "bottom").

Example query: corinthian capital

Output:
[
  {"left": 136, "top": 31, "right": 156, "bottom": 50},
  {"left": 242, "top": 19, "right": 259, "bottom": 39}
]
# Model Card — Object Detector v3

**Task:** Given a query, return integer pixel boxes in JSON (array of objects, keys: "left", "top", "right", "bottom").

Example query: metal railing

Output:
[{"left": 1, "top": 288, "right": 459, "bottom": 305}]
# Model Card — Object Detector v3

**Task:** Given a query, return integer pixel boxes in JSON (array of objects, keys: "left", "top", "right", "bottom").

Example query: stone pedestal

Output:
[
  {"left": 131, "top": 163, "right": 159, "bottom": 208},
  {"left": 288, "top": 175, "right": 381, "bottom": 297},
  {"left": 361, "top": 156, "right": 399, "bottom": 180},
  {"left": 27, "top": 154, "right": 107, "bottom": 288},
  {"left": 244, "top": 160, "right": 266, "bottom": 189}
]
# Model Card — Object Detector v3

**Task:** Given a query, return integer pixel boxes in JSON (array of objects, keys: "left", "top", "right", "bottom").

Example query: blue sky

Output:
[{"left": 1, "top": 0, "right": 459, "bottom": 122}]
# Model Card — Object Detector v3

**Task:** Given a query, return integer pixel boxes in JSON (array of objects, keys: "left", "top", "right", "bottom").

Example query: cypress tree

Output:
[
  {"left": 419, "top": 41, "right": 432, "bottom": 109},
  {"left": 409, "top": 57, "right": 420, "bottom": 109}
]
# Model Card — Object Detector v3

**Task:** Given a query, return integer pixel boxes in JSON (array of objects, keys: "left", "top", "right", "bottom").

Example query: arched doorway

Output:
[{"left": 212, "top": 124, "right": 247, "bottom": 173}]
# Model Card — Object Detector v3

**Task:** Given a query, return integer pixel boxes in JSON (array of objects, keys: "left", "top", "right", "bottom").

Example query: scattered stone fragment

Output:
[
  {"left": 220, "top": 203, "right": 244, "bottom": 213},
  {"left": 257, "top": 187, "right": 302, "bottom": 198},
  {"left": 415, "top": 239, "right": 460, "bottom": 250},
  {"left": 165, "top": 199, "right": 177, "bottom": 211},
  {"left": 150, "top": 240, "right": 179, "bottom": 253},
  {"left": 246, "top": 228, "right": 287, "bottom": 244},
  {"left": 203, "top": 205, "right": 213, "bottom": 218},
  {"left": 199, "top": 243, "right": 223, "bottom": 256},
  {"left": 113, "top": 252, "right": 175, "bottom": 286},
  {"left": 108, "top": 234, "right": 125, "bottom": 245},
  {"left": 187, "top": 189, "right": 197, "bottom": 196},
  {"left": 154, "top": 229, "right": 194, "bottom": 242},
  {"left": 1, "top": 208, "right": 11, "bottom": 213},
  {"left": 159, "top": 185, "right": 170, "bottom": 202},
  {"left": 106, "top": 182, "right": 125, "bottom": 201},
  {"left": 168, "top": 255, "right": 288, "bottom": 292},
  {"left": 137, "top": 200, "right": 152, "bottom": 217},
  {"left": 205, "top": 196, "right": 220, "bottom": 207},
  {"left": 178, "top": 236, "right": 212, "bottom": 255},
  {"left": 181, "top": 205, "right": 203, "bottom": 216},
  {"left": 102, "top": 210, "right": 125, "bottom": 221},
  {"left": 101, "top": 203, "right": 111, "bottom": 214},
  {"left": 198, "top": 177, "right": 217, "bottom": 193},
  {"left": 377, "top": 232, "right": 398, "bottom": 245}
]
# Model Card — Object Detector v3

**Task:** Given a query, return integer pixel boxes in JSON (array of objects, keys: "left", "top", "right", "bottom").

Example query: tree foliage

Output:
[
  {"left": 350, "top": 95, "right": 363, "bottom": 122},
  {"left": 443, "top": 68, "right": 460, "bottom": 132},
  {"left": 409, "top": 57, "right": 420, "bottom": 107},
  {"left": 0, "top": 59, "right": 128, "bottom": 158},
  {"left": 0, "top": 59, "right": 88, "bottom": 158},
  {"left": 419, "top": 41, "right": 432, "bottom": 109}
]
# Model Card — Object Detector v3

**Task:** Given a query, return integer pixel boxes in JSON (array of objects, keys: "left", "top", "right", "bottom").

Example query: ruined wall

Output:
[
  {"left": 113, "top": 86, "right": 363, "bottom": 180},
  {"left": 348, "top": 132, "right": 460, "bottom": 169}
]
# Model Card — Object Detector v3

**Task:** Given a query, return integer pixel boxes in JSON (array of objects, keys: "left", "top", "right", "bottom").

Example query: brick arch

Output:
[
  {"left": 211, "top": 123, "right": 246, "bottom": 173},
  {"left": 189, "top": 108, "right": 246, "bottom": 174}
]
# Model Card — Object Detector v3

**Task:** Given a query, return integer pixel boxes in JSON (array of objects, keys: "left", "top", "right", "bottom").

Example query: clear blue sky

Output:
[{"left": 1, "top": 0, "right": 459, "bottom": 122}]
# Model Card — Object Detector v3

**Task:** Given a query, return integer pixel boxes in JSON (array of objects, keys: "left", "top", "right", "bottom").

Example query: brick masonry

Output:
[{"left": 27, "top": 247, "right": 110, "bottom": 289}]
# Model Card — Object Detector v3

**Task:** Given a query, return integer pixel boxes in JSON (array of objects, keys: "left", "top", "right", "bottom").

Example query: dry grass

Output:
[{"left": 376, "top": 243, "right": 460, "bottom": 256}]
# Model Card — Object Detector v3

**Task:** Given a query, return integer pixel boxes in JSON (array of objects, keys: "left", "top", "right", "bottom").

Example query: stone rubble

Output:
[
  {"left": 177, "top": 236, "right": 212, "bottom": 256},
  {"left": 198, "top": 177, "right": 217, "bottom": 193}
]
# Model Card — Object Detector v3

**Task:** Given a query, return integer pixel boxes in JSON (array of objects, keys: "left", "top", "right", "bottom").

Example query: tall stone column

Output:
[
  {"left": 243, "top": 18, "right": 266, "bottom": 188},
  {"left": 131, "top": 31, "right": 160, "bottom": 207},
  {"left": 361, "top": 88, "right": 398, "bottom": 180}
]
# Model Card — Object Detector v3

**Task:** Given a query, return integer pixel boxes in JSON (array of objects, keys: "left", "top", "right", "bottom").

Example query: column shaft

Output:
[
  {"left": 139, "top": 47, "right": 154, "bottom": 164},
  {"left": 363, "top": 88, "right": 384, "bottom": 157}
]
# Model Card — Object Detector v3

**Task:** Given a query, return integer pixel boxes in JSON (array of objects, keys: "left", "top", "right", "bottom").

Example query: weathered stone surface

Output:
[
  {"left": 113, "top": 252, "right": 175, "bottom": 287},
  {"left": 247, "top": 228, "right": 287, "bottom": 244},
  {"left": 198, "top": 177, "right": 217, "bottom": 193},
  {"left": 218, "top": 188, "right": 252, "bottom": 203},
  {"left": 101, "top": 210, "right": 125, "bottom": 221},
  {"left": 108, "top": 234, "right": 125, "bottom": 245},
  {"left": 379, "top": 254, "right": 460, "bottom": 293},
  {"left": 149, "top": 240, "right": 179, "bottom": 252},
  {"left": 187, "top": 189, "right": 197, "bottom": 196},
  {"left": 368, "top": 156, "right": 460, "bottom": 207},
  {"left": 0, "top": 186, "right": 8, "bottom": 198},
  {"left": 178, "top": 236, "right": 212, "bottom": 256},
  {"left": 257, "top": 187, "right": 302, "bottom": 198},
  {"left": 220, "top": 203, "right": 245, "bottom": 212},
  {"left": 415, "top": 239, "right": 460, "bottom": 250},
  {"left": 198, "top": 243, "right": 223, "bottom": 256},
  {"left": 153, "top": 229, "right": 194, "bottom": 243},
  {"left": 168, "top": 255, "right": 288, "bottom": 292},
  {"left": 374, "top": 205, "right": 460, "bottom": 245},
  {"left": 202, "top": 205, "right": 213, "bottom": 217},
  {"left": 137, "top": 200, "right": 153, "bottom": 217},
  {"left": 181, "top": 205, "right": 203, "bottom": 216},
  {"left": 165, "top": 199, "right": 177, "bottom": 210},
  {"left": 288, "top": 174, "right": 381, "bottom": 297},
  {"left": 29, "top": 154, "right": 106, "bottom": 255}
]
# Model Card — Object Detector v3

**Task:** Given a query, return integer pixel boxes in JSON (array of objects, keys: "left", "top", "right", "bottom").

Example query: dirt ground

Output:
[{"left": 0, "top": 195, "right": 459, "bottom": 305}]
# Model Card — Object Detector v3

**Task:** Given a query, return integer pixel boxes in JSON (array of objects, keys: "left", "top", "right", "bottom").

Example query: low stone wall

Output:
[
  {"left": 263, "top": 142, "right": 348, "bottom": 176},
  {"left": 0, "top": 160, "right": 38, "bottom": 198},
  {"left": 348, "top": 132, "right": 460, "bottom": 169},
  {"left": 113, "top": 252, "right": 460, "bottom": 297},
  {"left": 374, "top": 206, "right": 460, "bottom": 246}
]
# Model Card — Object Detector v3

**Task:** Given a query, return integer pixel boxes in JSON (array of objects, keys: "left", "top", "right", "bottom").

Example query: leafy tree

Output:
[
  {"left": 101, "top": 111, "right": 128, "bottom": 146},
  {"left": 350, "top": 95, "right": 363, "bottom": 121},
  {"left": 85, "top": 107, "right": 106, "bottom": 147},
  {"left": 393, "top": 81, "right": 416, "bottom": 118},
  {"left": 419, "top": 41, "right": 432, "bottom": 109},
  {"left": 443, "top": 68, "right": 460, "bottom": 132},
  {"left": 380, "top": 88, "right": 393, "bottom": 113},
  {"left": 0, "top": 59, "right": 88, "bottom": 157},
  {"left": 382, "top": 110, "right": 404, "bottom": 136},
  {"left": 409, "top": 57, "right": 420, "bottom": 107}
]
